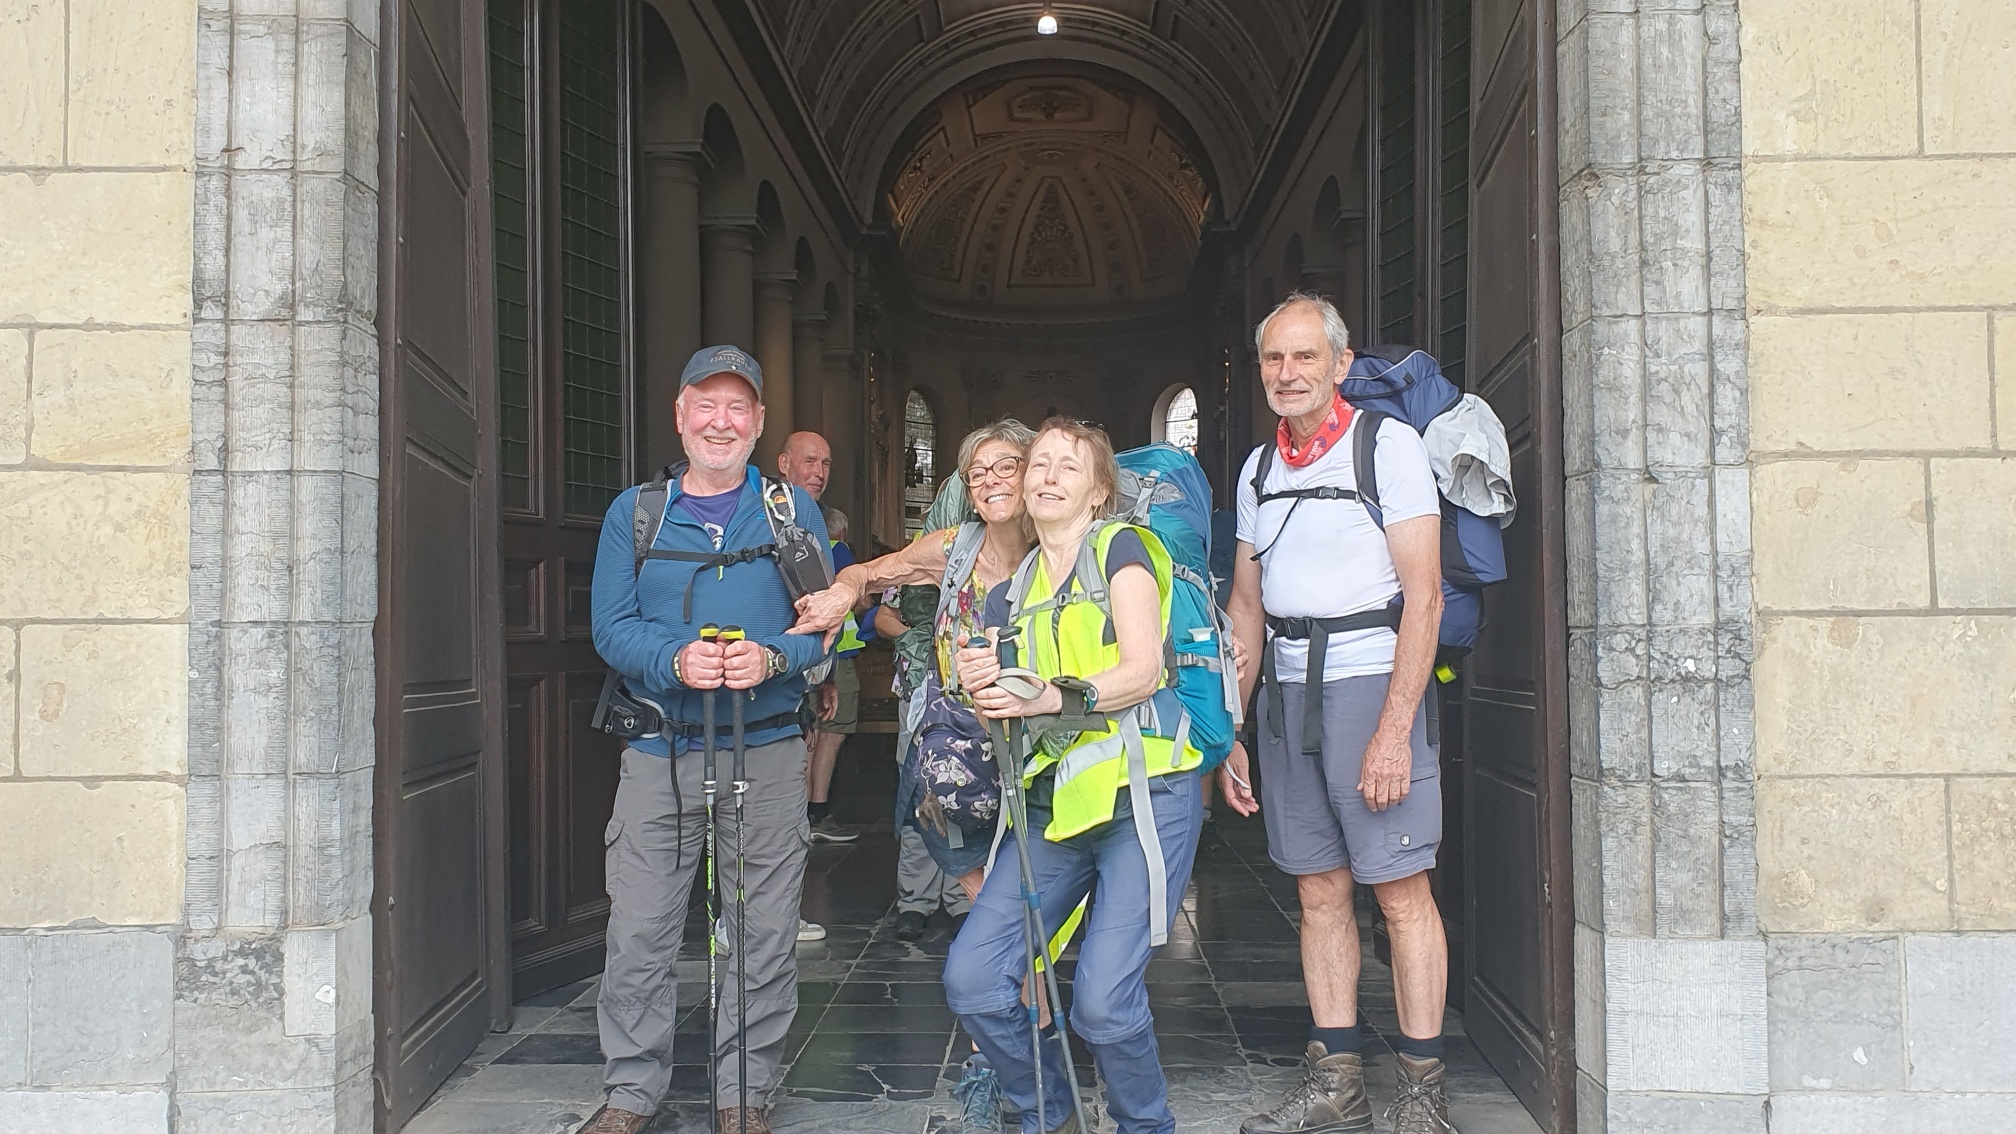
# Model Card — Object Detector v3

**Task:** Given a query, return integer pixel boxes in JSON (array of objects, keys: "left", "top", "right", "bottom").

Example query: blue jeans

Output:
[{"left": 943, "top": 771, "right": 1203, "bottom": 1134}]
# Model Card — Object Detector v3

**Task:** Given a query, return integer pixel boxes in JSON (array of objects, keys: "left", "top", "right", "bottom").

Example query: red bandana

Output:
[{"left": 1276, "top": 393, "right": 1354, "bottom": 468}]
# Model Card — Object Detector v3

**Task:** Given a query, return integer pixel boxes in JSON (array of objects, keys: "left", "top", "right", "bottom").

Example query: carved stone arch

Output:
[
  {"left": 1149, "top": 381, "right": 1199, "bottom": 450},
  {"left": 1281, "top": 233, "right": 1305, "bottom": 287},
  {"left": 699, "top": 104, "right": 749, "bottom": 216},
  {"left": 792, "top": 237, "right": 820, "bottom": 313},
  {"left": 841, "top": 41, "right": 1243, "bottom": 221},
  {"left": 637, "top": 4, "right": 690, "bottom": 145},
  {"left": 754, "top": 180, "right": 789, "bottom": 271}
]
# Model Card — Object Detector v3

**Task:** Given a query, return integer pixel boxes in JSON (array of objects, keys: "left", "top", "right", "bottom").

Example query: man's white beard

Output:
[{"left": 686, "top": 436, "right": 756, "bottom": 473}]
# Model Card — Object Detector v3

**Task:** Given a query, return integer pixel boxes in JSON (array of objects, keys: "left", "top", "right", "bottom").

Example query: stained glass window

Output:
[
  {"left": 1164, "top": 387, "right": 1199, "bottom": 454},
  {"left": 902, "top": 391, "right": 937, "bottom": 540}
]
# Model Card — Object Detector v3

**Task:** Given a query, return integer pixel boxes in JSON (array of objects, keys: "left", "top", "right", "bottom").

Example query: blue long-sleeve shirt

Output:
[{"left": 591, "top": 466, "right": 833, "bottom": 757}]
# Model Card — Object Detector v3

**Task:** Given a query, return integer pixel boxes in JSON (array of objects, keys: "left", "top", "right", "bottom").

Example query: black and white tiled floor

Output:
[{"left": 408, "top": 740, "right": 1541, "bottom": 1134}]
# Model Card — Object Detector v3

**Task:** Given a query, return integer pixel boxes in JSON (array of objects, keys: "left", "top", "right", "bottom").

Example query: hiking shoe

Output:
[
  {"left": 719, "top": 1105, "right": 772, "bottom": 1134},
  {"left": 1239, "top": 1042, "right": 1372, "bottom": 1134},
  {"left": 1386, "top": 1054, "right": 1457, "bottom": 1134},
  {"left": 580, "top": 1104, "right": 652, "bottom": 1134},
  {"left": 894, "top": 910, "right": 929, "bottom": 942},
  {"left": 797, "top": 919, "right": 827, "bottom": 942},
  {"left": 809, "top": 815, "right": 859, "bottom": 842},
  {"left": 952, "top": 1052, "right": 1004, "bottom": 1130}
]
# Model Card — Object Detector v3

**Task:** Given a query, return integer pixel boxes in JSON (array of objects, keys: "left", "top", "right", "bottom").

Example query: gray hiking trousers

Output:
[{"left": 599, "top": 739, "right": 810, "bottom": 1114}]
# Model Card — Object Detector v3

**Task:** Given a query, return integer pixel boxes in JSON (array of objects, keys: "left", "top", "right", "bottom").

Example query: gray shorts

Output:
[{"left": 1256, "top": 673, "right": 1442, "bottom": 883}]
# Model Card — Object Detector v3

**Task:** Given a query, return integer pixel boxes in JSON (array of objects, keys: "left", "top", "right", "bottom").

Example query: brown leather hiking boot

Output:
[
  {"left": 1239, "top": 1042, "right": 1373, "bottom": 1134},
  {"left": 1386, "top": 1053, "right": 1458, "bottom": 1134},
  {"left": 580, "top": 1104, "right": 652, "bottom": 1134},
  {"left": 719, "top": 1105, "right": 772, "bottom": 1134}
]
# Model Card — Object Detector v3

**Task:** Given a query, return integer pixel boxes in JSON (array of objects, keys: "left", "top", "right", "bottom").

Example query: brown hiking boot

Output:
[
  {"left": 1386, "top": 1054, "right": 1458, "bottom": 1134},
  {"left": 719, "top": 1106, "right": 772, "bottom": 1134},
  {"left": 580, "top": 1104, "right": 651, "bottom": 1134},
  {"left": 1239, "top": 1042, "right": 1373, "bottom": 1134}
]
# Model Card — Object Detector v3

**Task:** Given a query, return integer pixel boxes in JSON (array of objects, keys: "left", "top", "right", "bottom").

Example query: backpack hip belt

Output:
[
  {"left": 590, "top": 669, "right": 804, "bottom": 743},
  {"left": 1262, "top": 605, "right": 1404, "bottom": 756}
]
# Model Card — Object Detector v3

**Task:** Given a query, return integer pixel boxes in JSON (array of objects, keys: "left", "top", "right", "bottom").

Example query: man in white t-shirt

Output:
[{"left": 1222, "top": 293, "right": 1455, "bottom": 1134}]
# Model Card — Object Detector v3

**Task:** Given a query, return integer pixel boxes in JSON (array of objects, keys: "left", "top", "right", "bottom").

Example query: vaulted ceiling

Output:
[
  {"left": 748, "top": 0, "right": 1336, "bottom": 217},
  {"left": 886, "top": 74, "right": 1209, "bottom": 314}
]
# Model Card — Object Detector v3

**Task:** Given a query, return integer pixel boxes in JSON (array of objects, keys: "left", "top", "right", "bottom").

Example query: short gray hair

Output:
[
  {"left": 955, "top": 418, "right": 1039, "bottom": 476},
  {"left": 823, "top": 505, "right": 849, "bottom": 540},
  {"left": 1254, "top": 291, "right": 1352, "bottom": 361}
]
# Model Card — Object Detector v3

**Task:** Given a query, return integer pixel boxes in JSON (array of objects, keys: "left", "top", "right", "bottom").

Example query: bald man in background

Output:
[{"left": 776, "top": 432, "right": 867, "bottom": 850}]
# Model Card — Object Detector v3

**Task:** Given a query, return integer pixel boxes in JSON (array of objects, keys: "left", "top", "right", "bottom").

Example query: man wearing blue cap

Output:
[{"left": 588, "top": 346, "right": 833, "bottom": 1134}]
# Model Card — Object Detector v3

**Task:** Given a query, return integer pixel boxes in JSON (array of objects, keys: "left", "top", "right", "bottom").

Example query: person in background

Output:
[
  {"left": 772, "top": 429, "right": 857, "bottom": 947},
  {"left": 805, "top": 503, "right": 872, "bottom": 844}
]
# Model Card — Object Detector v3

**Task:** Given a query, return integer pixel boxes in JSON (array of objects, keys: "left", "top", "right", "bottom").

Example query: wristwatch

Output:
[{"left": 763, "top": 644, "right": 790, "bottom": 679}]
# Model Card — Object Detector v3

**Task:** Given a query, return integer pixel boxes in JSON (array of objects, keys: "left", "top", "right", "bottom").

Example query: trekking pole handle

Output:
[{"left": 700, "top": 623, "right": 721, "bottom": 642}]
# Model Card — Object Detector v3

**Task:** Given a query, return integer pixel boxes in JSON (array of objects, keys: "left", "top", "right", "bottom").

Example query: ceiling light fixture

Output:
[{"left": 1037, "top": 8, "right": 1059, "bottom": 35}]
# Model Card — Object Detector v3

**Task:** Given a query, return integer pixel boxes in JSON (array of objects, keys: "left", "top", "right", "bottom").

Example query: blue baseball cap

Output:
[{"left": 680, "top": 345, "right": 764, "bottom": 395}]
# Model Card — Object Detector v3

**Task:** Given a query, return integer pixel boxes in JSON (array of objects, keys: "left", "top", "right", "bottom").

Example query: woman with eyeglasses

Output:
[{"left": 791, "top": 418, "right": 1040, "bottom": 901}]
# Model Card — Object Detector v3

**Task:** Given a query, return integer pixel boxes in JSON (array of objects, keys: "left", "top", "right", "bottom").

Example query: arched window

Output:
[
  {"left": 1152, "top": 385, "right": 1200, "bottom": 454},
  {"left": 902, "top": 390, "right": 937, "bottom": 539}
]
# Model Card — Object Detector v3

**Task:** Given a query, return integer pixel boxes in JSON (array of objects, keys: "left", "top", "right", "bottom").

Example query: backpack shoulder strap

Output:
[
  {"left": 1003, "top": 544, "right": 1044, "bottom": 622},
  {"left": 1353, "top": 410, "right": 1388, "bottom": 529},
  {"left": 932, "top": 521, "right": 989, "bottom": 631},
  {"left": 632, "top": 465, "right": 676, "bottom": 574},
  {"left": 1248, "top": 443, "right": 1275, "bottom": 506}
]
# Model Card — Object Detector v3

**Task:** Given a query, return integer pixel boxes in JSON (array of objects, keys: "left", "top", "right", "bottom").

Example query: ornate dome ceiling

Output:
[
  {"left": 884, "top": 74, "right": 1212, "bottom": 313},
  {"left": 747, "top": 0, "right": 1336, "bottom": 217}
]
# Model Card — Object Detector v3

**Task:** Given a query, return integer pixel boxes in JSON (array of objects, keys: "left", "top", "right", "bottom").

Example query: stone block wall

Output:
[
  {"left": 0, "top": 0, "right": 199, "bottom": 1126},
  {"left": 1741, "top": 0, "right": 2016, "bottom": 1124}
]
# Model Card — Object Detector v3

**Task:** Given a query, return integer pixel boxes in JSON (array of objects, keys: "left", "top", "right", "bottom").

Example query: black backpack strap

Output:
[
  {"left": 1248, "top": 442, "right": 1274, "bottom": 512},
  {"left": 1353, "top": 410, "right": 1387, "bottom": 528},
  {"left": 643, "top": 543, "right": 780, "bottom": 621},
  {"left": 632, "top": 465, "right": 677, "bottom": 574}
]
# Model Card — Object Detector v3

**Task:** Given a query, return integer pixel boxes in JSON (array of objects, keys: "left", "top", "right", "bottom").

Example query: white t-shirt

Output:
[{"left": 1236, "top": 413, "right": 1440, "bottom": 681}]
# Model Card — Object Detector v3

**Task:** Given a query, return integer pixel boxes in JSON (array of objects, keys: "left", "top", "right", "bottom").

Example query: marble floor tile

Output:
[{"left": 411, "top": 783, "right": 1541, "bottom": 1134}]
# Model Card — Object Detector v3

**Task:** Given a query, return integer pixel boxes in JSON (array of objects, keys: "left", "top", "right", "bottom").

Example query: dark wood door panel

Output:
[
  {"left": 495, "top": 0, "right": 633, "bottom": 998},
  {"left": 507, "top": 673, "right": 546, "bottom": 935},
  {"left": 377, "top": 0, "right": 503, "bottom": 1125},
  {"left": 1464, "top": 0, "right": 1573, "bottom": 1128}
]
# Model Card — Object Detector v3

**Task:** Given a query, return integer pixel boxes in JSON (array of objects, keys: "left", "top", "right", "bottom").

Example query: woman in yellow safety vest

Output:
[{"left": 942, "top": 418, "right": 1203, "bottom": 1134}]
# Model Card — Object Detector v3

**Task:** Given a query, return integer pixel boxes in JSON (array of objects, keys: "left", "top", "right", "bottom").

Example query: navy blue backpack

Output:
[{"left": 1252, "top": 345, "right": 1509, "bottom": 656}]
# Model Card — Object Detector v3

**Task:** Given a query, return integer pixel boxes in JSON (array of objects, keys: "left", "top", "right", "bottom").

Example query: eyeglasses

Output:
[{"left": 965, "top": 456, "right": 1024, "bottom": 483}]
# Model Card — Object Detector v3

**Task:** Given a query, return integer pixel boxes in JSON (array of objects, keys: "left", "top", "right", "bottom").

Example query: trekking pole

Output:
[
  {"left": 720, "top": 625, "right": 752, "bottom": 1120},
  {"left": 698, "top": 624, "right": 722, "bottom": 1134},
  {"left": 972, "top": 635, "right": 1092, "bottom": 1134}
]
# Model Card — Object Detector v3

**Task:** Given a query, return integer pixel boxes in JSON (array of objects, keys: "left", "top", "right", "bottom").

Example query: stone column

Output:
[
  {"left": 792, "top": 312, "right": 829, "bottom": 434},
  {"left": 175, "top": 1, "right": 381, "bottom": 1131},
  {"left": 1557, "top": 3, "right": 1764, "bottom": 1130},
  {"left": 641, "top": 143, "right": 707, "bottom": 467},
  {"left": 753, "top": 270, "right": 796, "bottom": 468},
  {"left": 700, "top": 218, "right": 758, "bottom": 349}
]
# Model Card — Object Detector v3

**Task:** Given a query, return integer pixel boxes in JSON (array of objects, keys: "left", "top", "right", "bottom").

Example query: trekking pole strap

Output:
[{"left": 1263, "top": 606, "right": 1405, "bottom": 755}]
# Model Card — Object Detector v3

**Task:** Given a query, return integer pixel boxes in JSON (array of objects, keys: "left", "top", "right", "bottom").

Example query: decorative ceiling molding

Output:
[
  {"left": 887, "top": 75, "right": 1209, "bottom": 315},
  {"left": 742, "top": 2, "right": 1331, "bottom": 219}
]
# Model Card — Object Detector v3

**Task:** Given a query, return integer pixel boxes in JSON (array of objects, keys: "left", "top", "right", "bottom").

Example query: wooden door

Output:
[
  {"left": 374, "top": 0, "right": 508, "bottom": 1124},
  {"left": 1461, "top": 0, "right": 1574, "bottom": 1127},
  {"left": 491, "top": 0, "right": 635, "bottom": 996}
]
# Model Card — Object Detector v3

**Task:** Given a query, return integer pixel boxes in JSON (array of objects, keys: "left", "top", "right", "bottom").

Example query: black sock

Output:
[
  {"left": 1394, "top": 1032, "right": 1445, "bottom": 1061},
  {"left": 1310, "top": 1024, "right": 1360, "bottom": 1055},
  {"left": 808, "top": 801, "right": 830, "bottom": 821}
]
